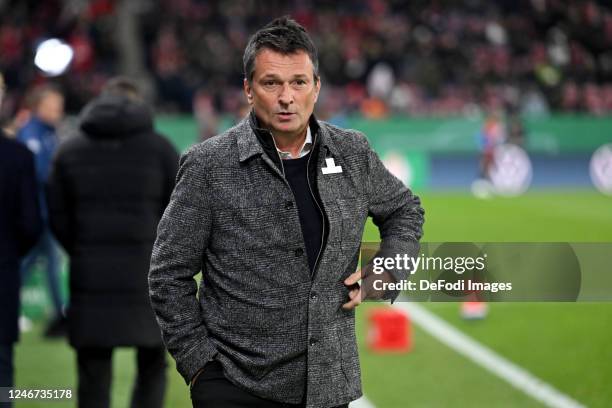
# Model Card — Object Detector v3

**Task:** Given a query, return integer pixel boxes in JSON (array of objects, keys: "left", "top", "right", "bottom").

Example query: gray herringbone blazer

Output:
[{"left": 149, "top": 115, "right": 424, "bottom": 407}]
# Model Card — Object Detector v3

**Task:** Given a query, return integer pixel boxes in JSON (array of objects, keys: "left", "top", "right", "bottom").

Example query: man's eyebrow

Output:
[
  {"left": 259, "top": 74, "right": 281, "bottom": 80},
  {"left": 258, "top": 73, "right": 310, "bottom": 80}
]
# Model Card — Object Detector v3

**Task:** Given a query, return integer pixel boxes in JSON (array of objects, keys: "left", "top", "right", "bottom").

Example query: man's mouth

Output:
[{"left": 277, "top": 112, "right": 295, "bottom": 120}]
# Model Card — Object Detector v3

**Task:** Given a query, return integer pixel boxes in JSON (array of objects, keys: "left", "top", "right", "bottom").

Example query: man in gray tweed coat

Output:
[{"left": 149, "top": 16, "right": 424, "bottom": 408}]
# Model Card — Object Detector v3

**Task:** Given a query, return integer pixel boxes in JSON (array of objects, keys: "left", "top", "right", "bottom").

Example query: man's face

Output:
[
  {"left": 244, "top": 49, "right": 320, "bottom": 138},
  {"left": 36, "top": 92, "right": 64, "bottom": 127}
]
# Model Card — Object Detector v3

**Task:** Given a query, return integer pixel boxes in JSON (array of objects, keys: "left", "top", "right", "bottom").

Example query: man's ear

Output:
[{"left": 243, "top": 78, "right": 253, "bottom": 105}]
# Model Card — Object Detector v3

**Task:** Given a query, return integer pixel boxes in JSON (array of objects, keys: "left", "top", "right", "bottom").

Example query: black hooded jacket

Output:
[{"left": 47, "top": 94, "right": 179, "bottom": 347}]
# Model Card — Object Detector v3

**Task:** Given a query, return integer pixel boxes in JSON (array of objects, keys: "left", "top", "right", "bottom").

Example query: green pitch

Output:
[{"left": 14, "top": 190, "right": 612, "bottom": 407}]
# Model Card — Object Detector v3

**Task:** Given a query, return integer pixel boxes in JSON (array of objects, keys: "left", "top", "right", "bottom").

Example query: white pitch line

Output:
[
  {"left": 351, "top": 396, "right": 377, "bottom": 408},
  {"left": 393, "top": 302, "right": 585, "bottom": 408}
]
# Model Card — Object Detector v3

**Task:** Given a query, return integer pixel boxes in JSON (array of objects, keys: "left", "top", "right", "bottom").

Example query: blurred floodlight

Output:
[
  {"left": 34, "top": 39, "right": 74, "bottom": 76},
  {"left": 590, "top": 144, "right": 612, "bottom": 195}
]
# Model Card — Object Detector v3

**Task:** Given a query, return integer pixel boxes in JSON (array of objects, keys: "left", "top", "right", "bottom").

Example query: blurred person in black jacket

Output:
[
  {"left": 0, "top": 72, "right": 43, "bottom": 407},
  {"left": 47, "top": 77, "right": 179, "bottom": 408}
]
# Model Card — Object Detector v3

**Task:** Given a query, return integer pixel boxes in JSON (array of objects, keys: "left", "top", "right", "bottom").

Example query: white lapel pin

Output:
[{"left": 321, "top": 157, "right": 343, "bottom": 174}]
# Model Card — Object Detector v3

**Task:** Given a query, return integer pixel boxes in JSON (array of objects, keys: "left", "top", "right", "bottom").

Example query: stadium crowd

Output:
[{"left": 3, "top": 0, "right": 612, "bottom": 121}]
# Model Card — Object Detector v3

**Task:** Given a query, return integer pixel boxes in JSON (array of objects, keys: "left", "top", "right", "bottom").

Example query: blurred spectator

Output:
[
  {"left": 3, "top": 1, "right": 612, "bottom": 116},
  {"left": 507, "top": 109, "right": 526, "bottom": 147},
  {"left": 193, "top": 87, "right": 219, "bottom": 142},
  {"left": 47, "top": 77, "right": 178, "bottom": 408},
  {"left": 0, "top": 71, "right": 42, "bottom": 408},
  {"left": 478, "top": 110, "right": 507, "bottom": 179},
  {"left": 15, "top": 84, "right": 66, "bottom": 338},
  {"left": 521, "top": 86, "right": 550, "bottom": 117}
]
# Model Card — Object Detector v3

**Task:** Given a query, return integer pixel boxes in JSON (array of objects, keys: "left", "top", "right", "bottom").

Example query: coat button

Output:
[
  {"left": 294, "top": 248, "right": 303, "bottom": 257},
  {"left": 310, "top": 292, "right": 317, "bottom": 300},
  {"left": 309, "top": 338, "right": 317, "bottom": 347},
  {"left": 285, "top": 201, "right": 294, "bottom": 209}
]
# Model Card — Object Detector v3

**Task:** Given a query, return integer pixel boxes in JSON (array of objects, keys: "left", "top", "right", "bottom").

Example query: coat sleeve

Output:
[
  {"left": 148, "top": 147, "right": 217, "bottom": 384},
  {"left": 362, "top": 132, "right": 425, "bottom": 303},
  {"left": 16, "top": 149, "right": 42, "bottom": 256}
]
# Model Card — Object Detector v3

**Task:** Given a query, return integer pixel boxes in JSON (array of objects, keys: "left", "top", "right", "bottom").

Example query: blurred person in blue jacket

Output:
[
  {"left": 16, "top": 84, "right": 66, "bottom": 337},
  {"left": 0, "top": 71, "right": 43, "bottom": 407}
]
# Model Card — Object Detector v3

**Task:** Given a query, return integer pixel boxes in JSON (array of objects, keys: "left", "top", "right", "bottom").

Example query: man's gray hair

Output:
[{"left": 243, "top": 16, "right": 319, "bottom": 83}]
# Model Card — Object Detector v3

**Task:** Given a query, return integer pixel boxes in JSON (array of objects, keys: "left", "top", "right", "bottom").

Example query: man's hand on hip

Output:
[{"left": 342, "top": 265, "right": 395, "bottom": 310}]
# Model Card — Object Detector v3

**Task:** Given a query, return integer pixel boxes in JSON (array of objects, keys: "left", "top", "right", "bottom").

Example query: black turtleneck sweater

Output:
[{"left": 281, "top": 153, "right": 323, "bottom": 273}]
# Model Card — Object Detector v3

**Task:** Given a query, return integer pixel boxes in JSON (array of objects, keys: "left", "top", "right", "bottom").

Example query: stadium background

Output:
[{"left": 2, "top": 0, "right": 611, "bottom": 407}]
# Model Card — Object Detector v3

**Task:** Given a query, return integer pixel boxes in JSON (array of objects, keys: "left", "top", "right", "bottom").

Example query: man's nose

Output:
[{"left": 278, "top": 83, "right": 294, "bottom": 106}]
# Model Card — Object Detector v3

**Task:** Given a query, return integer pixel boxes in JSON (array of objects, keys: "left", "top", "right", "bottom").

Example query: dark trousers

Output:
[
  {"left": 0, "top": 344, "right": 14, "bottom": 408},
  {"left": 76, "top": 346, "right": 167, "bottom": 408},
  {"left": 190, "top": 360, "right": 348, "bottom": 408}
]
